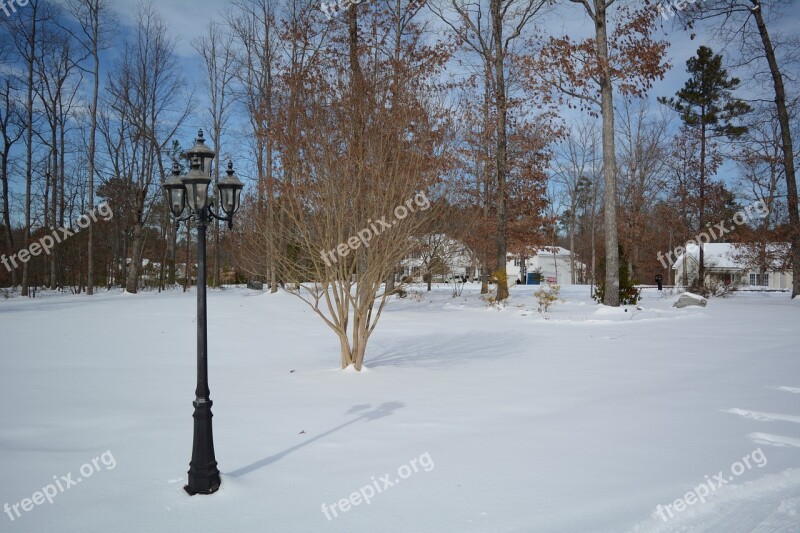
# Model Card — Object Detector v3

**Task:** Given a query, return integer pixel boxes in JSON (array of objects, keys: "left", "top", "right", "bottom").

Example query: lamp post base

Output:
[
  {"left": 184, "top": 399, "right": 221, "bottom": 496},
  {"left": 184, "top": 480, "right": 220, "bottom": 496},
  {"left": 184, "top": 464, "right": 221, "bottom": 495}
]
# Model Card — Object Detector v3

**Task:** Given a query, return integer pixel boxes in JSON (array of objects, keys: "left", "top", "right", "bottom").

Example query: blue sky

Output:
[
  {"left": 3, "top": 0, "right": 799, "bottom": 221},
  {"left": 99, "top": 0, "right": 800, "bottom": 145}
]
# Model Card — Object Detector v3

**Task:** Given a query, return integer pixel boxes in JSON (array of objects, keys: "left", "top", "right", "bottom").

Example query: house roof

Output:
[
  {"left": 534, "top": 246, "right": 572, "bottom": 256},
  {"left": 507, "top": 246, "right": 572, "bottom": 258},
  {"left": 672, "top": 243, "right": 789, "bottom": 271}
]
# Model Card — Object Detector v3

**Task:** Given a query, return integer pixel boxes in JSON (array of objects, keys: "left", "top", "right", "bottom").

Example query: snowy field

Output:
[{"left": 1, "top": 285, "right": 799, "bottom": 533}]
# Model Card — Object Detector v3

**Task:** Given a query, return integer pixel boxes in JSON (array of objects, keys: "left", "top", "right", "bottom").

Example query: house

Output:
[
  {"left": 507, "top": 246, "right": 584, "bottom": 285},
  {"left": 672, "top": 243, "right": 793, "bottom": 289},
  {"left": 399, "top": 235, "right": 479, "bottom": 282}
]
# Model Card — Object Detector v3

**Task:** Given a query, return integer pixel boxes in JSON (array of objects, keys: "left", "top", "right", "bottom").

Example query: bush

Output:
[
  {"left": 698, "top": 276, "right": 739, "bottom": 297},
  {"left": 594, "top": 251, "right": 641, "bottom": 305},
  {"left": 534, "top": 284, "right": 560, "bottom": 313}
]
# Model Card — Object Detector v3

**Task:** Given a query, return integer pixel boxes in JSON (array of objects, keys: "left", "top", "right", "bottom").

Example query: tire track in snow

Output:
[
  {"left": 725, "top": 408, "right": 800, "bottom": 424},
  {"left": 629, "top": 470, "right": 800, "bottom": 533},
  {"left": 748, "top": 433, "right": 800, "bottom": 449}
]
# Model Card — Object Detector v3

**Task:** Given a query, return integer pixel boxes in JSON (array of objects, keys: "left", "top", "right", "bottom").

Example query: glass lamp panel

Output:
[
  {"left": 184, "top": 177, "right": 211, "bottom": 212},
  {"left": 194, "top": 182, "right": 209, "bottom": 211},
  {"left": 232, "top": 188, "right": 242, "bottom": 215},
  {"left": 169, "top": 187, "right": 185, "bottom": 216},
  {"left": 185, "top": 182, "right": 198, "bottom": 212},
  {"left": 219, "top": 188, "right": 231, "bottom": 215}
]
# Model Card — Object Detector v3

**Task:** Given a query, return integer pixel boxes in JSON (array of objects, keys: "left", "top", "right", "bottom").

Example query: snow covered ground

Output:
[{"left": 1, "top": 284, "right": 799, "bottom": 532}]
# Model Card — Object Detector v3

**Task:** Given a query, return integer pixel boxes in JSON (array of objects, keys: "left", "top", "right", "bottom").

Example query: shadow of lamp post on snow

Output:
[
  {"left": 226, "top": 402, "right": 406, "bottom": 478},
  {"left": 163, "top": 130, "right": 244, "bottom": 496}
]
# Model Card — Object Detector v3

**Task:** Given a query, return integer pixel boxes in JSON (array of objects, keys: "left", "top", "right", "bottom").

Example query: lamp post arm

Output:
[{"left": 206, "top": 201, "right": 235, "bottom": 229}]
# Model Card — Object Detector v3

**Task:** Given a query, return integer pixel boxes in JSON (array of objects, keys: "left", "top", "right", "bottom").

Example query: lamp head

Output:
[
  {"left": 181, "top": 155, "right": 212, "bottom": 212},
  {"left": 164, "top": 160, "right": 186, "bottom": 217},
  {"left": 217, "top": 160, "right": 244, "bottom": 218}
]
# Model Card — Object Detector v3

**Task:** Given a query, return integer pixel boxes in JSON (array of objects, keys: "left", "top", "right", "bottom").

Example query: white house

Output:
[
  {"left": 399, "top": 234, "right": 478, "bottom": 282},
  {"left": 672, "top": 243, "right": 793, "bottom": 289},
  {"left": 506, "top": 246, "right": 584, "bottom": 285}
]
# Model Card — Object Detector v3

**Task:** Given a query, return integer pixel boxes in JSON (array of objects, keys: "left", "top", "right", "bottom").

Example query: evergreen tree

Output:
[{"left": 659, "top": 46, "right": 750, "bottom": 289}]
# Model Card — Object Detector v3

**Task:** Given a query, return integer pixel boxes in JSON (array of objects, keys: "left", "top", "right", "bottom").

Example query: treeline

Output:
[{"left": 0, "top": 0, "right": 797, "bottom": 303}]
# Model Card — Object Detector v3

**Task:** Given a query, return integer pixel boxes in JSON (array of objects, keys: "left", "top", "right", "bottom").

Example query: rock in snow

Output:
[{"left": 673, "top": 292, "right": 708, "bottom": 308}]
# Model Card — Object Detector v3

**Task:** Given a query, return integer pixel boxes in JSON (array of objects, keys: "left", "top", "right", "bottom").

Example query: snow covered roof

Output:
[
  {"left": 672, "top": 243, "right": 789, "bottom": 271},
  {"left": 534, "top": 246, "right": 571, "bottom": 256},
  {"left": 672, "top": 243, "right": 737, "bottom": 270},
  {"left": 507, "top": 246, "right": 573, "bottom": 259}
]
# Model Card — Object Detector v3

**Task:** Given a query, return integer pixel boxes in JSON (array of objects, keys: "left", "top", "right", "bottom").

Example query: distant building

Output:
[
  {"left": 672, "top": 243, "right": 793, "bottom": 289},
  {"left": 507, "top": 247, "right": 584, "bottom": 285},
  {"left": 399, "top": 235, "right": 478, "bottom": 282}
]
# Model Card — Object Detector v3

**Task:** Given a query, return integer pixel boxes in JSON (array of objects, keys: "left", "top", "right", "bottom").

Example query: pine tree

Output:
[{"left": 659, "top": 46, "right": 750, "bottom": 290}]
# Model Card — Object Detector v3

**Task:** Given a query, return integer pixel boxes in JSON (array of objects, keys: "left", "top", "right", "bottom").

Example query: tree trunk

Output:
[
  {"left": 595, "top": 1, "right": 619, "bottom": 306},
  {"left": 49, "top": 117, "right": 58, "bottom": 289},
  {"left": 184, "top": 220, "right": 191, "bottom": 292},
  {"left": 591, "top": 207, "right": 596, "bottom": 287},
  {"left": 480, "top": 251, "right": 489, "bottom": 294},
  {"left": 491, "top": 0, "right": 509, "bottom": 301},
  {"left": 698, "top": 121, "right": 706, "bottom": 287},
  {"left": 126, "top": 222, "right": 144, "bottom": 293},
  {"left": 386, "top": 270, "right": 395, "bottom": 293},
  {"left": 569, "top": 215, "right": 576, "bottom": 284},
  {"left": 213, "top": 167, "right": 220, "bottom": 288},
  {"left": 751, "top": 2, "right": 799, "bottom": 298},
  {"left": 1, "top": 136, "right": 15, "bottom": 288},
  {"left": 87, "top": 32, "right": 99, "bottom": 296},
  {"left": 21, "top": 4, "right": 37, "bottom": 297},
  {"left": 339, "top": 334, "right": 352, "bottom": 369}
]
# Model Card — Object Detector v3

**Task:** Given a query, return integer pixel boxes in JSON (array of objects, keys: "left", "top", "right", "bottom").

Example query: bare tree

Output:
[
  {"left": 551, "top": 119, "right": 602, "bottom": 284},
  {"left": 5, "top": 0, "right": 52, "bottom": 296},
  {"left": 232, "top": 0, "right": 451, "bottom": 370},
  {"left": 271, "top": 99, "right": 445, "bottom": 369},
  {"left": 35, "top": 16, "right": 81, "bottom": 289},
  {"left": 194, "top": 21, "right": 237, "bottom": 288},
  {"left": 535, "top": 1, "right": 669, "bottom": 305},
  {"left": 229, "top": 0, "right": 283, "bottom": 292},
  {"left": 431, "top": 0, "right": 550, "bottom": 301},
  {"left": 105, "top": 3, "right": 190, "bottom": 293},
  {"left": 0, "top": 75, "right": 24, "bottom": 288},
  {"left": 63, "top": 0, "right": 115, "bottom": 296},
  {"left": 616, "top": 98, "right": 671, "bottom": 280}
]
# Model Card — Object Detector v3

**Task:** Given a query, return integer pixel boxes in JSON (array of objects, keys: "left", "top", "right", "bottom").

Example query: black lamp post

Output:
[{"left": 164, "top": 130, "right": 244, "bottom": 495}]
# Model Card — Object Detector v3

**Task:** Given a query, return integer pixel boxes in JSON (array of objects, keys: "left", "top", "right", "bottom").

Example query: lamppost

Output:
[{"left": 163, "top": 130, "right": 244, "bottom": 495}]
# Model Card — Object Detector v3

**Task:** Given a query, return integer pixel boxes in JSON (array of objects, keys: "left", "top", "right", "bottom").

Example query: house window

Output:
[
  {"left": 749, "top": 273, "right": 769, "bottom": 286},
  {"left": 513, "top": 258, "right": 520, "bottom": 266}
]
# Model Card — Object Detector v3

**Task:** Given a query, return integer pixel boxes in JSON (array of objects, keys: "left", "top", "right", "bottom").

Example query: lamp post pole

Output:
[
  {"left": 163, "top": 130, "right": 244, "bottom": 496},
  {"left": 186, "top": 205, "right": 220, "bottom": 495}
]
